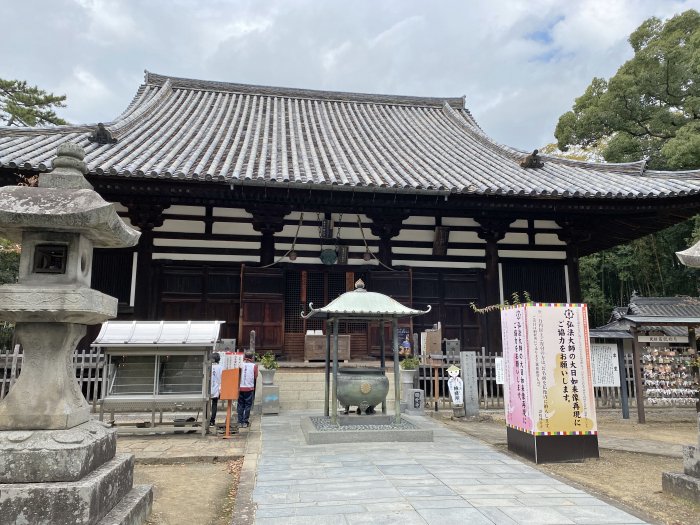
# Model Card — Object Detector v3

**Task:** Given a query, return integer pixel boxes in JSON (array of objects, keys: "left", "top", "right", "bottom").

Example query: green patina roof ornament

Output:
[{"left": 301, "top": 278, "right": 429, "bottom": 319}]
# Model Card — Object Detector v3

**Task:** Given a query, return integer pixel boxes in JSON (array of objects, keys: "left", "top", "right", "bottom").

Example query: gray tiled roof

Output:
[
  {"left": 627, "top": 296, "right": 700, "bottom": 318},
  {"left": 2, "top": 71, "right": 700, "bottom": 199},
  {"left": 598, "top": 296, "right": 700, "bottom": 336}
]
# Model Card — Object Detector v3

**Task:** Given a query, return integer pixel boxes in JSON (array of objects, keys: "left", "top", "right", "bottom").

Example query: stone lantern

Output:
[{"left": 0, "top": 144, "right": 151, "bottom": 524}]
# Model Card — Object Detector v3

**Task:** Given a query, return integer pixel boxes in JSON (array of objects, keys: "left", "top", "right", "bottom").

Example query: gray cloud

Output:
[{"left": 1, "top": 0, "right": 698, "bottom": 150}]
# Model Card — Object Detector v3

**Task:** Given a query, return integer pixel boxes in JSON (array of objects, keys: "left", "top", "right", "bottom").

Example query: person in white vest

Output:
[
  {"left": 238, "top": 350, "right": 258, "bottom": 428},
  {"left": 209, "top": 353, "right": 223, "bottom": 428}
]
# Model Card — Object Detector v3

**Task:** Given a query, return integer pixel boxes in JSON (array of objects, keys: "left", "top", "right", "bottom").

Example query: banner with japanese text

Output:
[
  {"left": 501, "top": 306, "right": 533, "bottom": 432},
  {"left": 501, "top": 304, "right": 597, "bottom": 436}
]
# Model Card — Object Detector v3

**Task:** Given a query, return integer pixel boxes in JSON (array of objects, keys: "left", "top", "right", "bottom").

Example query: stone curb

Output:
[
  {"left": 231, "top": 416, "right": 261, "bottom": 525},
  {"left": 134, "top": 454, "right": 243, "bottom": 465}
]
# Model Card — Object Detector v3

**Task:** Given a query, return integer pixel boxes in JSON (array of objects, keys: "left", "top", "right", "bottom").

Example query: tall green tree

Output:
[
  {"left": 556, "top": 9, "right": 700, "bottom": 170},
  {"left": 0, "top": 78, "right": 67, "bottom": 127},
  {"left": 0, "top": 78, "right": 66, "bottom": 285},
  {"left": 554, "top": 10, "right": 700, "bottom": 326}
]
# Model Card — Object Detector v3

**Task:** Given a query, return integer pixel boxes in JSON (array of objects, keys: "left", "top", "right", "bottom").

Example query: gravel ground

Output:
[
  {"left": 539, "top": 449, "right": 699, "bottom": 525},
  {"left": 135, "top": 459, "right": 243, "bottom": 525},
  {"left": 309, "top": 415, "right": 416, "bottom": 430}
]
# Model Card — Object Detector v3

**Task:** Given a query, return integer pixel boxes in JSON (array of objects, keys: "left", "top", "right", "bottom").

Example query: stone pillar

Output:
[
  {"left": 0, "top": 323, "right": 89, "bottom": 429},
  {"left": 367, "top": 211, "right": 408, "bottom": 267},
  {"left": 476, "top": 217, "right": 511, "bottom": 355},
  {"left": 122, "top": 201, "right": 170, "bottom": 319},
  {"left": 0, "top": 144, "right": 152, "bottom": 524},
  {"left": 247, "top": 205, "right": 291, "bottom": 266}
]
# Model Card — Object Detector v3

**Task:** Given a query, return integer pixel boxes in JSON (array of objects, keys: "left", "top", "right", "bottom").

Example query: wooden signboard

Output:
[
  {"left": 220, "top": 368, "right": 240, "bottom": 400},
  {"left": 305, "top": 334, "right": 350, "bottom": 361}
]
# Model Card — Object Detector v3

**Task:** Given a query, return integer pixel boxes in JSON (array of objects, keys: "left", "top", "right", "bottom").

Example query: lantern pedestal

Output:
[{"left": 506, "top": 427, "right": 599, "bottom": 464}]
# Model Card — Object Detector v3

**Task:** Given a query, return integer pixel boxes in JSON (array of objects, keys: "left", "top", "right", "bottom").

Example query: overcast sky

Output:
[{"left": 2, "top": 0, "right": 699, "bottom": 150}]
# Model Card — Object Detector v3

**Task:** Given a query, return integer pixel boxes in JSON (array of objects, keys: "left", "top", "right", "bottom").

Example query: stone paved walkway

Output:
[{"left": 252, "top": 412, "right": 649, "bottom": 525}]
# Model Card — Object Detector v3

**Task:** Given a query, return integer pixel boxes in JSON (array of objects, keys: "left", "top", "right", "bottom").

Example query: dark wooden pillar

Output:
[
  {"left": 630, "top": 326, "right": 646, "bottom": 424},
  {"left": 476, "top": 218, "right": 512, "bottom": 355},
  {"left": 122, "top": 200, "right": 170, "bottom": 320},
  {"left": 367, "top": 211, "right": 408, "bottom": 267},
  {"left": 556, "top": 221, "right": 591, "bottom": 304},
  {"left": 247, "top": 205, "right": 291, "bottom": 266}
]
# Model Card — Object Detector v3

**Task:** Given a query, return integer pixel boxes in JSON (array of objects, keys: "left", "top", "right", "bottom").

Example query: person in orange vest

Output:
[{"left": 237, "top": 349, "right": 258, "bottom": 428}]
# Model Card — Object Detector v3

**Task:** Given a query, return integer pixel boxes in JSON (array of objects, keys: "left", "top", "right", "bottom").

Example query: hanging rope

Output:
[
  {"left": 356, "top": 214, "right": 396, "bottom": 271},
  {"left": 260, "top": 212, "right": 305, "bottom": 269},
  {"left": 335, "top": 213, "right": 344, "bottom": 247}
]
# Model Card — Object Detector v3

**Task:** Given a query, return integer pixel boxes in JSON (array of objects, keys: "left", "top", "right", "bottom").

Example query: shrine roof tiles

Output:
[
  {"left": 627, "top": 296, "right": 700, "bottom": 318},
  {"left": 2, "top": 71, "right": 700, "bottom": 200}
]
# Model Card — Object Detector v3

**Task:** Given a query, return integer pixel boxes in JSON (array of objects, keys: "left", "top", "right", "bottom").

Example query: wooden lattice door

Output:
[{"left": 238, "top": 265, "right": 285, "bottom": 353}]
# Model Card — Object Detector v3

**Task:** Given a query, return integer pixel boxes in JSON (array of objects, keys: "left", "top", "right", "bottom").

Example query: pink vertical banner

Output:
[
  {"left": 501, "top": 305, "right": 533, "bottom": 432},
  {"left": 526, "top": 303, "right": 597, "bottom": 435}
]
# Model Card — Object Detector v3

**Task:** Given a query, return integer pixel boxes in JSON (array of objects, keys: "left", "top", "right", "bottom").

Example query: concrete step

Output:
[{"left": 98, "top": 484, "right": 153, "bottom": 525}]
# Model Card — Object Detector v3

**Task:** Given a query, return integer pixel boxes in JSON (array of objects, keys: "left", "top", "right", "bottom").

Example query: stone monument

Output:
[
  {"left": 0, "top": 144, "right": 152, "bottom": 524},
  {"left": 665, "top": 242, "right": 700, "bottom": 503},
  {"left": 662, "top": 413, "right": 700, "bottom": 503}
]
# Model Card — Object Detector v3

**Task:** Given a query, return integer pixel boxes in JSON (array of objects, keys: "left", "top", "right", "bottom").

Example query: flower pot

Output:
[
  {"left": 260, "top": 367, "right": 276, "bottom": 385},
  {"left": 400, "top": 369, "right": 417, "bottom": 402}
]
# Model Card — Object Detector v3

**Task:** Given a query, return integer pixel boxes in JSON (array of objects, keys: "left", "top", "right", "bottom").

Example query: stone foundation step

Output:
[
  {"left": 98, "top": 484, "right": 153, "bottom": 525},
  {"left": 267, "top": 370, "right": 404, "bottom": 411},
  {"left": 0, "top": 453, "right": 135, "bottom": 525}
]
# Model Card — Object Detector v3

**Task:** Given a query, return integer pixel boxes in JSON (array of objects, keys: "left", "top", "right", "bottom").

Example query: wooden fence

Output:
[
  {"left": 0, "top": 344, "right": 680, "bottom": 414},
  {"left": 1, "top": 344, "right": 105, "bottom": 411},
  {"left": 416, "top": 349, "right": 642, "bottom": 411}
]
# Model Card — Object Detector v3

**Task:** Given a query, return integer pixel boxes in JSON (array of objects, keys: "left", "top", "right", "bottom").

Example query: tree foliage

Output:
[
  {"left": 553, "top": 10, "right": 700, "bottom": 326},
  {"left": 555, "top": 10, "right": 700, "bottom": 170},
  {"left": 0, "top": 78, "right": 67, "bottom": 127},
  {"left": 0, "top": 77, "right": 66, "bottom": 286},
  {"left": 0, "top": 239, "right": 20, "bottom": 286}
]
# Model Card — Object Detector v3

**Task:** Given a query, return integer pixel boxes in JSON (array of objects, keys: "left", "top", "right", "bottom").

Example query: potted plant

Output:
[
  {"left": 258, "top": 351, "right": 278, "bottom": 385},
  {"left": 399, "top": 355, "right": 420, "bottom": 402},
  {"left": 400, "top": 355, "right": 420, "bottom": 371}
]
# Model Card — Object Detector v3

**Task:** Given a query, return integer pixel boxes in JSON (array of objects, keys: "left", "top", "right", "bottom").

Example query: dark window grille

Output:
[
  {"left": 306, "top": 272, "right": 325, "bottom": 331},
  {"left": 501, "top": 260, "right": 567, "bottom": 303},
  {"left": 327, "top": 272, "right": 345, "bottom": 301},
  {"left": 285, "top": 270, "right": 303, "bottom": 333},
  {"left": 92, "top": 248, "right": 134, "bottom": 304}
]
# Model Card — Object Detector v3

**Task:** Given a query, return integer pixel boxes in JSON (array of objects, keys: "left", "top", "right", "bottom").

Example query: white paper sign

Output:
[
  {"left": 590, "top": 344, "right": 620, "bottom": 387},
  {"left": 448, "top": 377, "right": 464, "bottom": 406},
  {"left": 637, "top": 335, "right": 688, "bottom": 343},
  {"left": 495, "top": 357, "right": 504, "bottom": 385},
  {"left": 222, "top": 352, "right": 243, "bottom": 370}
]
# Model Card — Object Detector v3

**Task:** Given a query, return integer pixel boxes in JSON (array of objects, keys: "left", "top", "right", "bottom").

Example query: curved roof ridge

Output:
[
  {"left": 442, "top": 104, "right": 654, "bottom": 177},
  {"left": 539, "top": 154, "right": 647, "bottom": 175},
  {"left": 109, "top": 79, "right": 174, "bottom": 137},
  {"left": 0, "top": 80, "right": 174, "bottom": 142},
  {"left": 144, "top": 70, "right": 465, "bottom": 109},
  {"left": 641, "top": 168, "right": 700, "bottom": 180},
  {"left": 441, "top": 103, "right": 525, "bottom": 162},
  {"left": 0, "top": 123, "right": 94, "bottom": 138}
]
